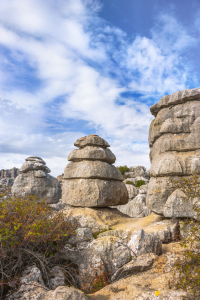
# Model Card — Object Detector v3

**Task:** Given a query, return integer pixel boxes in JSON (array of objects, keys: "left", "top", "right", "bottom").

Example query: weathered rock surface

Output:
[
  {"left": 0, "top": 167, "right": 19, "bottom": 180},
  {"left": 7, "top": 265, "right": 88, "bottom": 300},
  {"left": 62, "top": 236, "right": 132, "bottom": 291},
  {"left": 74, "top": 134, "right": 110, "bottom": 148},
  {"left": 62, "top": 134, "right": 128, "bottom": 207},
  {"left": 147, "top": 87, "right": 200, "bottom": 216},
  {"left": 11, "top": 157, "right": 61, "bottom": 203},
  {"left": 125, "top": 184, "right": 138, "bottom": 199},
  {"left": 115, "top": 194, "right": 151, "bottom": 218},
  {"left": 128, "top": 229, "right": 162, "bottom": 256},
  {"left": 150, "top": 87, "right": 200, "bottom": 116},
  {"left": 63, "top": 207, "right": 179, "bottom": 243},
  {"left": 62, "top": 179, "right": 128, "bottom": 207},
  {"left": 64, "top": 161, "right": 123, "bottom": 181},
  {"left": 88, "top": 243, "right": 187, "bottom": 300},
  {"left": 163, "top": 189, "right": 194, "bottom": 218},
  {"left": 68, "top": 146, "right": 116, "bottom": 164},
  {"left": 111, "top": 253, "right": 158, "bottom": 282},
  {"left": 124, "top": 166, "right": 149, "bottom": 178}
]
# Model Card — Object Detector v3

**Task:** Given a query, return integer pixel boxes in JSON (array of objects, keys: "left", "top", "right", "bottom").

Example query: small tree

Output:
[
  {"left": 117, "top": 165, "right": 130, "bottom": 175},
  {"left": 172, "top": 174, "right": 200, "bottom": 298}
]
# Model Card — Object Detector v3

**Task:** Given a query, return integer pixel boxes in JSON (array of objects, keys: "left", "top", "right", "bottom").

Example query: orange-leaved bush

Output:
[
  {"left": 0, "top": 195, "right": 77, "bottom": 296},
  {"left": 171, "top": 174, "right": 200, "bottom": 299}
]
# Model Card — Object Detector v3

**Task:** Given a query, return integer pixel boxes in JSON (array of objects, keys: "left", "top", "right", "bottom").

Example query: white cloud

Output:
[{"left": 0, "top": 0, "right": 198, "bottom": 176}]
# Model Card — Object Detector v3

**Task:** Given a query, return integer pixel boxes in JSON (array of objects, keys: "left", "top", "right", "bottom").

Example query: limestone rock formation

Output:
[
  {"left": 0, "top": 167, "right": 19, "bottom": 179},
  {"left": 62, "top": 134, "right": 128, "bottom": 207},
  {"left": 146, "top": 87, "right": 200, "bottom": 216},
  {"left": 11, "top": 156, "right": 61, "bottom": 203},
  {"left": 114, "top": 165, "right": 151, "bottom": 218}
]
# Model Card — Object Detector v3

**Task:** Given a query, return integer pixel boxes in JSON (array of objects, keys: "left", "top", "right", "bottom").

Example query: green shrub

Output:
[
  {"left": 136, "top": 180, "right": 145, "bottom": 188},
  {"left": 125, "top": 181, "right": 135, "bottom": 186},
  {"left": 0, "top": 195, "right": 78, "bottom": 296},
  {"left": 117, "top": 165, "right": 130, "bottom": 175}
]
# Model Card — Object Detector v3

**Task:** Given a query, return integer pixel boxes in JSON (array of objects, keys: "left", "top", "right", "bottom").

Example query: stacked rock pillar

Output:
[
  {"left": 62, "top": 134, "right": 129, "bottom": 207},
  {"left": 146, "top": 87, "right": 200, "bottom": 217},
  {"left": 11, "top": 156, "right": 61, "bottom": 203}
]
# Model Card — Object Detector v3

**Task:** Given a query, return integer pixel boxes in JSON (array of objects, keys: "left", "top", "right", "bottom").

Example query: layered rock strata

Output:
[
  {"left": 11, "top": 156, "right": 61, "bottom": 203},
  {"left": 146, "top": 87, "right": 200, "bottom": 217},
  {"left": 62, "top": 134, "right": 128, "bottom": 207}
]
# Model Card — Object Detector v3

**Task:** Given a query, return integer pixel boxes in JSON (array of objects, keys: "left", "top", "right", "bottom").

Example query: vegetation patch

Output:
[
  {"left": 117, "top": 165, "right": 130, "bottom": 175},
  {"left": 93, "top": 230, "right": 109, "bottom": 239},
  {"left": 172, "top": 174, "right": 200, "bottom": 298},
  {"left": 125, "top": 181, "right": 135, "bottom": 185},
  {"left": 0, "top": 195, "right": 78, "bottom": 297},
  {"left": 136, "top": 180, "right": 145, "bottom": 188}
]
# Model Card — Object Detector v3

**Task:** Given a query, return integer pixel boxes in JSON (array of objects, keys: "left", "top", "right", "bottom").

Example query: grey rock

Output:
[
  {"left": 139, "top": 184, "right": 148, "bottom": 194},
  {"left": 115, "top": 194, "right": 151, "bottom": 218},
  {"left": 128, "top": 229, "right": 162, "bottom": 256},
  {"left": 145, "top": 219, "right": 179, "bottom": 243},
  {"left": 49, "top": 266, "right": 66, "bottom": 290},
  {"left": 163, "top": 189, "right": 194, "bottom": 218},
  {"left": 146, "top": 176, "right": 178, "bottom": 215},
  {"left": 64, "top": 161, "right": 123, "bottom": 181},
  {"left": 12, "top": 171, "right": 61, "bottom": 203},
  {"left": 49, "top": 199, "right": 66, "bottom": 211},
  {"left": 35, "top": 170, "right": 47, "bottom": 178},
  {"left": 45, "top": 286, "right": 88, "bottom": 300},
  {"left": 74, "top": 134, "right": 110, "bottom": 148},
  {"left": 125, "top": 184, "right": 138, "bottom": 199},
  {"left": 62, "top": 236, "right": 132, "bottom": 290},
  {"left": 62, "top": 178, "right": 128, "bottom": 207},
  {"left": 68, "top": 146, "right": 116, "bottom": 164},
  {"left": 25, "top": 156, "right": 46, "bottom": 164},
  {"left": 128, "top": 166, "right": 148, "bottom": 178},
  {"left": 67, "top": 227, "right": 94, "bottom": 249},
  {"left": 111, "top": 253, "right": 158, "bottom": 282},
  {"left": 150, "top": 87, "right": 200, "bottom": 116},
  {"left": 20, "top": 265, "right": 45, "bottom": 286},
  {"left": 7, "top": 285, "right": 88, "bottom": 300}
]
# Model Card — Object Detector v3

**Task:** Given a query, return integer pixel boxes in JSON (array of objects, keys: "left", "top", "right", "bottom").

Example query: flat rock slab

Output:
[
  {"left": 74, "top": 134, "right": 110, "bottom": 148},
  {"left": 62, "top": 179, "right": 128, "bottom": 207},
  {"left": 63, "top": 207, "right": 178, "bottom": 242},
  {"left": 64, "top": 161, "right": 123, "bottom": 181},
  {"left": 68, "top": 146, "right": 116, "bottom": 164}
]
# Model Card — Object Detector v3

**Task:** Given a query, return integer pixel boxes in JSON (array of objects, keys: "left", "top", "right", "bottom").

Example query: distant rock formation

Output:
[
  {"left": 11, "top": 156, "right": 61, "bottom": 203},
  {"left": 113, "top": 166, "right": 151, "bottom": 218},
  {"left": 62, "top": 134, "right": 129, "bottom": 207},
  {"left": 0, "top": 167, "right": 19, "bottom": 179},
  {"left": 146, "top": 87, "right": 200, "bottom": 217}
]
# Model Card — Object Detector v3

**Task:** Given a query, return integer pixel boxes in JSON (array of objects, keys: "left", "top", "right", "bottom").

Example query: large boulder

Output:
[
  {"left": 11, "top": 156, "right": 61, "bottom": 203},
  {"left": 147, "top": 87, "right": 200, "bottom": 216},
  {"left": 62, "top": 134, "right": 128, "bottom": 207},
  {"left": 62, "top": 179, "right": 128, "bottom": 207}
]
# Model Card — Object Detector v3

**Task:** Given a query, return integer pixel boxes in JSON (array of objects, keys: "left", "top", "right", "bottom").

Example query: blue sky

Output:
[{"left": 0, "top": 0, "right": 200, "bottom": 176}]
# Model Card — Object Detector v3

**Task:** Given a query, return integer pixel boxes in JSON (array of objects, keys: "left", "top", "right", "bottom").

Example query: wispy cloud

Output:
[{"left": 0, "top": 0, "right": 198, "bottom": 175}]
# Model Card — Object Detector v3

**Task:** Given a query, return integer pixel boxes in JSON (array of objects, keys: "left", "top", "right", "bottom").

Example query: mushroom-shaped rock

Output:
[
  {"left": 62, "top": 134, "right": 128, "bottom": 207},
  {"left": 12, "top": 156, "right": 61, "bottom": 203}
]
